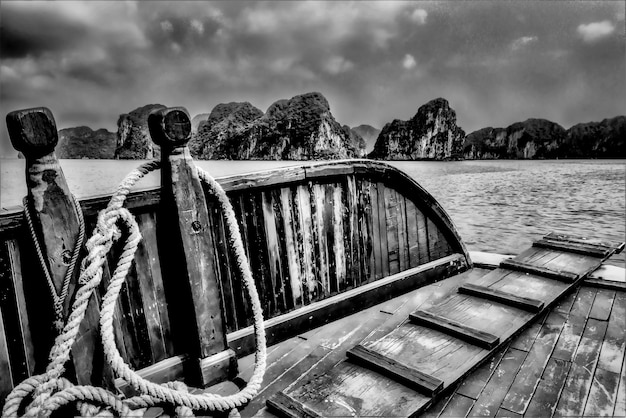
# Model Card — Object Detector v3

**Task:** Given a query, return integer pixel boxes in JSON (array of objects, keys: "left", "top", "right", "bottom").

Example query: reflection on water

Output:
[
  {"left": 2, "top": 159, "right": 625, "bottom": 265},
  {"left": 389, "top": 160, "right": 625, "bottom": 266}
]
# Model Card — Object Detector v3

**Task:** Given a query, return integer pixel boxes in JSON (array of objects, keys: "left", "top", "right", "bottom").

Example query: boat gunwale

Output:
[{"left": 0, "top": 159, "right": 472, "bottom": 267}]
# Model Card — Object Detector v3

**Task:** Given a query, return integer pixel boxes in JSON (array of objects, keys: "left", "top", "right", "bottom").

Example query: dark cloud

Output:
[{"left": 1, "top": 1, "right": 624, "bottom": 158}]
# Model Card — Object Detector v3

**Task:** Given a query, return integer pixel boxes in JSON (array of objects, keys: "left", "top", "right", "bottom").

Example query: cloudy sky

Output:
[{"left": 1, "top": 0, "right": 624, "bottom": 157}]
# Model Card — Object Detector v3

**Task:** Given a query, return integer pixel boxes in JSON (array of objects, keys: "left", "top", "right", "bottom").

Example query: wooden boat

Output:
[{"left": 0, "top": 107, "right": 624, "bottom": 417}]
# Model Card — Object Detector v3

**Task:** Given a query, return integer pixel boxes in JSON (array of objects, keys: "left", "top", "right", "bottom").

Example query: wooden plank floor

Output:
[
  {"left": 241, "top": 281, "right": 624, "bottom": 418},
  {"left": 257, "top": 236, "right": 622, "bottom": 418}
]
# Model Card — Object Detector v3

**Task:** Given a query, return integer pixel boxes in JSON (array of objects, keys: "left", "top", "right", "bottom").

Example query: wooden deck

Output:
[{"left": 221, "top": 267, "right": 624, "bottom": 418}]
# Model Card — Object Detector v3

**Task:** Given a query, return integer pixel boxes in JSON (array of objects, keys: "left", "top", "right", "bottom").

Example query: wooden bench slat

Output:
[
  {"left": 500, "top": 259, "right": 579, "bottom": 283},
  {"left": 533, "top": 239, "right": 609, "bottom": 258},
  {"left": 544, "top": 232, "right": 620, "bottom": 251},
  {"left": 267, "top": 392, "right": 323, "bottom": 418},
  {"left": 458, "top": 283, "right": 545, "bottom": 313},
  {"left": 408, "top": 310, "right": 500, "bottom": 349},
  {"left": 346, "top": 344, "right": 443, "bottom": 396}
]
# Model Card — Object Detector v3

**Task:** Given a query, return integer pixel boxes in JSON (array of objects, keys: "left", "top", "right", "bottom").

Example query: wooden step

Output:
[
  {"left": 544, "top": 232, "right": 624, "bottom": 253},
  {"left": 267, "top": 392, "right": 322, "bottom": 418},
  {"left": 500, "top": 259, "right": 579, "bottom": 283},
  {"left": 458, "top": 283, "right": 545, "bottom": 313},
  {"left": 533, "top": 238, "right": 609, "bottom": 258},
  {"left": 408, "top": 310, "right": 499, "bottom": 349},
  {"left": 346, "top": 344, "right": 443, "bottom": 396}
]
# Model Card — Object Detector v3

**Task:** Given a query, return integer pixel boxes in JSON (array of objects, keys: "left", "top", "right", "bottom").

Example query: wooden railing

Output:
[{"left": 0, "top": 106, "right": 471, "bottom": 404}]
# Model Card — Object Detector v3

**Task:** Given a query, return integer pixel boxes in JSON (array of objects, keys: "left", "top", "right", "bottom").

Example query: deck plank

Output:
[
  {"left": 523, "top": 357, "right": 571, "bottom": 418},
  {"left": 551, "top": 313, "right": 587, "bottom": 362},
  {"left": 467, "top": 347, "right": 527, "bottom": 417},
  {"left": 510, "top": 314, "right": 546, "bottom": 352},
  {"left": 554, "top": 318, "right": 609, "bottom": 417},
  {"left": 598, "top": 291, "right": 626, "bottom": 373},
  {"left": 583, "top": 367, "right": 621, "bottom": 417},
  {"left": 500, "top": 311, "right": 566, "bottom": 414},
  {"left": 614, "top": 361, "right": 626, "bottom": 417},
  {"left": 589, "top": 288, "right": 616, "bottom": 321},
  {"left": 438, "top": 393, "right": 474, "bottom": 418},
  {"left": 456, "top": 345, "right": 509, "bottom": 400}
]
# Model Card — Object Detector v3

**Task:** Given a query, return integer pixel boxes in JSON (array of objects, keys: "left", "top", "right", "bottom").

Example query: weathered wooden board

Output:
[
  {"left": 500, "top": 311, "right": 566, "bottom": 414},
  {"left": 456, "top": 345, "right": 509, "bottom": 400},
  {"left": 458, "top": 282, "right": 545, "bottom": 313},
  {"left": 523, "top": 357, "right": 571, "bottom": 418},
  {"left": 555, "top": 318, "right": 608, "bottom": 416},
  {"left": 588, "top": 288, "right": 616, "bottom": 321},
  {"left": 583, "top": 367, "right": 621, "bottom": 417},
  {"left": 597, "top": 291, "right": 625, "bottom": 374},
  {"left": 427, "top": 293, "right": 532, "bottom": 341},
  {"left": 467, "top": 347, "right": 527, "bottom": 417},
  {"left": 286, "top": 361, "right": 430, "bottom": 417},
  {"left": 438, "top": 393, "right": 475, "bottom": 418}
]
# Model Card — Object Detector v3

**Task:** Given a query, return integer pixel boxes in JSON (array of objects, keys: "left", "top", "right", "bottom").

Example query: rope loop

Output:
[{"left": 3, "top": 159, "right": 266, "bottom": 418}]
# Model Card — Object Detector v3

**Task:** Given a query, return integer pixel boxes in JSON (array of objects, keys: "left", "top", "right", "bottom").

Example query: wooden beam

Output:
[
  {"left": 500, "top": 259, "right": 579, "bottom": 283},
  {"left": 533, "top": 239, "right": 608, "bottom": 258},
  {"left": 584, "top": 278, "right": 626, "bottom": 292},
  {"left": 151, "top": 107, "right": 234, "bottom": 386},
  {"left": 544, "top": 232, "right": 622, "bottom": 252},
  {"left": 267, "top": 392, "right": 323, "bottom": 418},
  {"left": 346, "top": 344, "right": 443, "bottom": 396},
  {"left": 458, "top": 283, "right": 545, "bottom": 313},
  {"left": 7, "top": 107, "right": 114, "bottom": 389},
  {"left": 409, "top": 310, "right": 500, "bottom": 349}
]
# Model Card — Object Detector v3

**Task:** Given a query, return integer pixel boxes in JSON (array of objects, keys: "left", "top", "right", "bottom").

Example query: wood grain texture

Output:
[
  {"left": 409, "top": 309, "right": 500, "bottom": 350},
  {"left": 458, "top": 283, "right": 545, "bottom": 313},
  {"left": 346, "top": 344, "right": 444, "bottom": 396},
  {"left": 156, "top": 107, "right": 231, "bottom": 385},
  {"left": 523, "top": 357, "right": 571, "bottom": 418},
  {"left": 266, "top": 392, "right": 322, "bottom": 418},
  {"left": 8, "top": 108, "right": 111, "bottom": 388},
  {"left": 468, "top": 347, "right": 527, "bottom": 417},
  {"left": 499, "top": 259, "right": 578, "bottom": 282},
  {"left": 533, "top": 238, "right": 610, "bottom": 257}
]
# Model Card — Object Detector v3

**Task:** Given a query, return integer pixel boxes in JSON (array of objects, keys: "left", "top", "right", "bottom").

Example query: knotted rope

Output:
[{"left": 3, "top": 160, "right": 266, "bottom": 417}]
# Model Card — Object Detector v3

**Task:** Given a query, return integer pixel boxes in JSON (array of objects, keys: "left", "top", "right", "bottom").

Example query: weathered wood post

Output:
[
  {"left": 149, "top": 107, "right": 236, "bottom": 387},
  {"left": 7, "top": 107, "right": 114, "bottom": 388}
]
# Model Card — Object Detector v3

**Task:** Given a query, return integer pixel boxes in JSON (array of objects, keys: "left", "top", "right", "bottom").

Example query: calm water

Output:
[{"left": 2, "top": 159, "right": 625, "bottom": 265}]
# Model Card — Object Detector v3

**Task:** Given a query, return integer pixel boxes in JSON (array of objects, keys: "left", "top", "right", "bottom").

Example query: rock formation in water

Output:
[
  {"left": 190, "top": 92, "right": 365, "bottom": 160},
  {"left": 56, "top": 126, "right": 117, "bottom": 159},
  {"left": 351, "top": 124, "right": 381, "bottom": 154},
  {"left": 463, "top": 116, "right": 625, "bottom": 159},
  {"left": 114, "top": 104, "right": 166, "bottom": 159},
  {"left": 191, "top": 113, "right": 211, "bottom": 135},
  {"left": 562, "top": 116, "right": 625, "bottom": 158},
  {"left": 369, "top": 98, "right": 465, "bottom": 160},
  {"left": 463, "top": 119, "right": 566, "bottom": 159},
  {"left": 189, "top": 102, "right": 264, "bottom": 158}
]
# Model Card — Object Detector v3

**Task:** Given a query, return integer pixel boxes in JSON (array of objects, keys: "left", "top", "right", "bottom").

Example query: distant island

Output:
[{"left": 52, "top": 92, "right": 625, "bottom": 160}]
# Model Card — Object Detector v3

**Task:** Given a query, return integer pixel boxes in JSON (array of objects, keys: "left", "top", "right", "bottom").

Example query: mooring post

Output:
[
  {"left": 149, "top": 107, "right": 236, "bottom": 387},
  {"left": 7, "top": 107, "right": 114, "bottom": 388}
]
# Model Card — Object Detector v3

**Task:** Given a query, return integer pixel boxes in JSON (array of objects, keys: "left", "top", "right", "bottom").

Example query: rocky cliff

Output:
[
  {"left": 189, "top": 102, "right": 264, "bottom": 159},
  {"left": 56, "top": 126, "right": 117, "bottom": 159},
  {"left": 351, "top": 124, "right": 381, "bottom": 154},
  {"left": 463, "top": 116, "right": 624, "bottom": 159},
  {"left": 190, "top": 92, "right": 365, "bottom": 160},
  {"left": 369, "top": 98, "right": 465, "bottom": 160},
  {"left": 562, "top": 116, "right": 625, "bottom": 158},
  {"left": 114, "top": 104, "right": 166, "bottom": 159}
]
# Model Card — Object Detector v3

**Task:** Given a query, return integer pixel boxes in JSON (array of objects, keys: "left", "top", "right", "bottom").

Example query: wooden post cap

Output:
[
  {"left": 6, "top": 107, "right": 58, "bottom": 157},
  {"left": 148, "top": 107, "right": 192, "bottom": 148}
]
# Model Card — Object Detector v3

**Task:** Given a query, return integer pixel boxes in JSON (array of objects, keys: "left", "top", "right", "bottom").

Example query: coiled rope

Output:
[{"left": 3, "top": 160, "right": 266, "bottom": 417}]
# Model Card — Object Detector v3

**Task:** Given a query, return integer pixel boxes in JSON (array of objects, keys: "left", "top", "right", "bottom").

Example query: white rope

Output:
[{"left": 2, "top": 160, "right": 266, "bottom": 417}]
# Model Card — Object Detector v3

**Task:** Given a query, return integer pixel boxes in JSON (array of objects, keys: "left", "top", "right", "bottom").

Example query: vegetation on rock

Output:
[
  {"left": 369, "top": 98, "right": 465, "bottom": 160},
  {"left": 114, "top": 104, "right": 166, "bottom": 159},
  {"left": 57, "top": 126, "right": 117, "bottom": 159}
]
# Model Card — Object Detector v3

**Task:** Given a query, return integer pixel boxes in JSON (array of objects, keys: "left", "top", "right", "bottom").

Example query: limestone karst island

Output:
[{"left": 51, "top": 92, "right": 625, "bottom": 161}]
